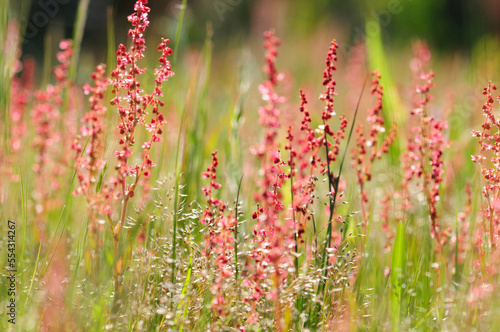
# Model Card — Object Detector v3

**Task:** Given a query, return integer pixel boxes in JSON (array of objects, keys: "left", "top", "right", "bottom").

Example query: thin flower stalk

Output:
[
  {"left": 200, "top": 151, "right": 237, "bottom": 318},
  {"left": 287, "top": 90, "right": 321, "bottom": 242},
  {"left": 403, "top": 70, "right": 448, "bottom": 251},
  {"left": 351, "top": 71, "right": 396, "bottom": 232},
  {"left": 10, "top": 57, "right": 35, "bottom": 154},
  {"left": 72, "top": 64, "right": 109, "bottom": 225},
  {"left": 317, "top": 39, "right": 347, "bottom": 271},
  {"left": 0, "top": 57, "right": 35, "bottom": 200},
  {"left": 31, "top": 40, "right": 73, "bottom": 228},
  {"left": 247, "top": 30, "right": 290, "bottom": 330}
]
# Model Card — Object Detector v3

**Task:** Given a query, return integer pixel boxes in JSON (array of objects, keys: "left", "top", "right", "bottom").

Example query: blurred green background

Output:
[{"left": 12, "top": 0, "right": 500, "bottom": 78}]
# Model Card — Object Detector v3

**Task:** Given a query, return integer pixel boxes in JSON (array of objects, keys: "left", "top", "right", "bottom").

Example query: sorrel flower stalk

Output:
[
  {"left": 107, "top": 0, "right": 174, "bottom": 308},
  {"left": 10, "top": 57, "right": 35, "bottom": 154},
  {"left": 200, "top": 152, "right": 237, "bottom": 319},
  {"left": 298, "top": 38, "right": 352, "bottom": 330},
  {"left": 31, "top": 40, "right": 72, "bottom": 232},
  {"left": 249, "top": 152, "right": 289, "bottom": 329},
  {"left": 286, "top": 91, "right": 320, "bottom": 242},
  {"left": 351, "top": 71, "right": 396, "bottom": 233},
  {"left": 453, "top": 182, "right": 472, "bottom": 264},
  {"left": 389, "top": 43, "right": 433, "bottom": 223},
  {"left": 71, "top": 64, "right": 109, "bottom": 279},
  {"left": 403, "top": 71, "right": 448, "bottom": 251},
  {"left": 317, "top": 39, "right": 347, "bottom": 269},
  {"left": 304, "top": 41, "right": 350, "bottom": 327},
  {"left": 247, "top": 30, "right": 290, "bottom": 329},
  {"left": 0, "top": 57, "right": 35, "bottom": 200},
  {"left": 252, "top": 29, "right": 285, "bottom": 208},
  {"left": 285, "top": 124, "right": 301, "bottom": 274},
  {"left": 286, "top": 87, "right": 331, "bottom": 269},
  {"left": 72, "top": 65, "right": 109, "bottom": 224},
  {"left": 472, "top": 82, "right": 500, "bottom": 247}
]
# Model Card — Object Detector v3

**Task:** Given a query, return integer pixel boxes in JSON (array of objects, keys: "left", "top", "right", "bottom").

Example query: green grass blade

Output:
[
  {"left": 365, "top": 19, "right": 404, "bottom": 126},
  {"left": 234, "top": 174, "right": 243, "bottom": 287},
  {"left": 19, "top": 165, "right": 27, "bottom": 273},
  {"left": 42, "top": 32, "right": 52, "bottom": 86},
  {"left": 70, "top": 0, "right": 91, "bottom": 81},
  {"left": 171, "top": 104, "right": 187, "bottom": 290},
  {"left": 177, "top": 252, "right": 192, "bottom": 331},
  {"left": 0, "top": 0, "right": 11, "bottom": 146},
  {"left": 106, "top": 4, "right": 115, "bottom": 70},
  {"left": 390, "top": 221, "right": 407, "bottom": 330},
  {"left": 71, "top": 217, "right": 90, "bottom": 294},
  {"left": 39, "top": 137, "right": 90, "bottom": 277},
  {"left": 173, "top": 0, "right": 188, "bottom": 64},
  {"left": 24, "top": 242, "right": 42, "bottom": 310},
  {"left": 365, "top": 19, "right": 403, "bottom": 163}
]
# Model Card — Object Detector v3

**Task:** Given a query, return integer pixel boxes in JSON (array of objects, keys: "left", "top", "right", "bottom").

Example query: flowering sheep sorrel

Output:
[
  {"left": 3, "top": 0, "right": 500, "bottom": 330},
  {"left": 70, "top": 0, "right": 175, "bottom": 313}
]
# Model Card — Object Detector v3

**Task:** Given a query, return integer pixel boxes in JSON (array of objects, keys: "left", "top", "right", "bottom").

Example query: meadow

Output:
[{"left": 1, "top": 0, "right": 500, "bottom": 331}]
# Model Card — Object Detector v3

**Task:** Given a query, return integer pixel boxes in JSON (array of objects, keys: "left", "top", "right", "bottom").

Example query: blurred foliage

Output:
[
  {"left": 16, "top": 0, "right": 500, "bottom": 60},
  {"left": 186, "top": 0, "right": 498, "bottom": 53}
]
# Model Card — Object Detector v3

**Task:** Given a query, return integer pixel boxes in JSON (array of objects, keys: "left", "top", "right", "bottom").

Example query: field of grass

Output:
[{"left": 1, "top": 0, "right": 500, "bottom": 331}]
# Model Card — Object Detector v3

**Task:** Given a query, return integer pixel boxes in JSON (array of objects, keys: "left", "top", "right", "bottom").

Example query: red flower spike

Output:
[
  {"left": 351, "top": 71, "right": 396, "bottom": 230},
  {"left": 472, "top": 81, "right": 500, "bottom": 248}
]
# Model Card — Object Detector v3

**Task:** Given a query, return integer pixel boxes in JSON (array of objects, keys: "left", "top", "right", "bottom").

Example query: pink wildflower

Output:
[
  {"left": 72, "top": 64, "right": 109, "bottom": 223},
  {"left": 108, "top": 0, "right": 174, "bottom": 236},
  {"left": 31, "top": 40, "right": 73, "bottom": 219},
  {"left": 351, "top": 71, "right": 396, "bottom": 230},
  {"left": 403, "top": 70, "right": 448, "bottom": 250},
  {"left": 472, "top": 81, "right": 500, "bottom": 246},
  {"left": 200, "top": 152, "right": 237, "bottom": 316}
]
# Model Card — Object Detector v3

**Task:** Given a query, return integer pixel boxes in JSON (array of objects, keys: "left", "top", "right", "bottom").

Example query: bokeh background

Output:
[{"left": 14, "top": 0, "right": 500, "bottom": 78}]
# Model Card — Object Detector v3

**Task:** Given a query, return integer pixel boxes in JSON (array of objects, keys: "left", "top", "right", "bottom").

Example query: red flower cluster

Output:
[
  {"left": 246, "top": 31, "right": 291, "bottom": 326},
  {"left": 351, "top": 71, "right": 396, "bottom": 228},
  {"left": 109, "top": 0, "right": 174, "bottom": 229},
  {"left": 286, "top": 90, "right": 320, "bottom": 239},
  {"left": 0, "top": 57, "right": 35, "bottom": 200},
  {"left": 404, "top": 70, "right": 448, "bottom": 248},
  {"left": 250, "top": 30, "right": 287, "bottom": 249},
  {"left": 200, "top": 152, "right": 237, "bottom": 315},
  {"left": 32, "top": 40, "right": 73, "bottom": 210},
  {"left": 247, "top": 150, "right": 289, "bottom": 317},
  {"left": 253, "top": 30, "right": 284, "bottom": 153},
  {"left": 320, "top": 40, "right": 347, "bottom": 160},
  {"left": 472, "top": 81, "right": 500, "bottom": 246},
  {"left": 286, "top": 40, "right": 348, "bottom": 258},
  {"left": 201, "top": 152, "right": 225, "bottom": 231},
  {"left": 71, "top": 0, "right": 174, "bottom": 241},
  {"left": 10, "top": 57, "right": 35, "bottom": 153},
  {"left": 72, "top": 64, "right": 110, "bottom": 219}
]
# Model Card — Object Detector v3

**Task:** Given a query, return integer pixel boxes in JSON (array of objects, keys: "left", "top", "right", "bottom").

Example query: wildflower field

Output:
[{"left": 1, "top": 0, "right": 500, "bottom": 331}]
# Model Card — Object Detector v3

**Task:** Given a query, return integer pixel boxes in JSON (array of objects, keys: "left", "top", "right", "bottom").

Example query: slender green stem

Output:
[
  {"left": 107, "top": 5, "right": 116, "bottom": 70},
  {"left": 70, "top": 0, "right": 91, "bottom": 81},
  {"left": 171, "top": 105, "right": 187, "bottom": 296},
  {"left": 19, "top": 165, "right": 27, "bottom": 275},
  {"left": 234, "top": 174, "right": 243, "bottom": 286},
  {"left": 24, "top": 243, "right": 42, "bottom": 309},
  {"left": 289, "top": 149, "right": 299, "bottom": 276},
  {"left": 173, "top": 0, "right": 187, "bottom": 64}
]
